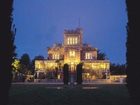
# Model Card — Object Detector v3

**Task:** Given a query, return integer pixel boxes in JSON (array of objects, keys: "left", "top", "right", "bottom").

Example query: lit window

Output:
[
  {"left": 75, "top": 37, "right": 78, "bottom": 44},
  {"left": 90, "top": 53, "right": 92, "bottom": 59},
  {"left": 37, "top": 64, "right": 40, "bottom": 68},
  {"left": 85, "top": 53, "right": 88, "bottom": 59},
  {"left": 67, "top": 37, "right": 78, "bottom": 45},
  {"left": 70, "top": 38, "right": 72, "bottom": 44},
  {"left": 56, "top": 54, "right": 60, "bottom": 59},
  {"left": 38, "top": 64, "right": 41, "bottom": 69},
  {"left": 69, "top": 51, "right": 75, "bottom": 57},
  {"left": 52, "top": 55, "right": 55, "bottom": 59},
  {"left": 72, "top": 38, "right": 74, "bottom": 44},
  {"left": 55, "top": 54, "right": 57, "bottom": 59},
  {"left": 53, "top": 54, "right": 60, "bottom": 59},
  {"left": 85, "top": 53, "right": 92, "bottom": 59}
]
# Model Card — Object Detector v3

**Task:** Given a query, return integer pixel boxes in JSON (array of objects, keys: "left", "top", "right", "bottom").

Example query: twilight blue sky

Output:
[{"left": 13, "top": 0, "right": 128, "bottom": 64}]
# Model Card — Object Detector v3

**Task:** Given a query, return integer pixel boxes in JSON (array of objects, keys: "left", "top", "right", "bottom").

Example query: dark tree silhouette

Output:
[
  {"left": 20, "top": 53, "right": 31, "bottom": 74},
  {"left": 0, "top": 0, "right": 15, "bottom": 104},
  {"left": 34, "top": 55, "right": 44, "bottom": 60},
  {"left": 97, "top": 50, "right": 107, "bottom": 60},
  {"left": 76, "top": 63, "right": 83, "bottom": 85},
  {"left": 63, "top": 64, "right": 69, "bottom": 85},
  {"left": 126, "top": 0, "right": 140, "bottom": 103},
  {"left": 110, "top": 63, "right": 126, "bottom": 75}
]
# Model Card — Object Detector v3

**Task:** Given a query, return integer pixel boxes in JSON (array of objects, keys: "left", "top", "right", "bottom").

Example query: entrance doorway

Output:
[{"left": 69, "top": 63, "right": 76, "bottom": 84}]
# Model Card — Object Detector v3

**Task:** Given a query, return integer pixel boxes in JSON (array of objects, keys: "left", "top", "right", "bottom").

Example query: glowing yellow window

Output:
[
  {"left": 72, "top": 38, "right": 75, "bottom": 44},
  {"left": 69, "top": 38, "right": 72, "bottom": 44},
  {"left": 69, "top": 51, "right": 75, "bottom": 57},
  {"left": 75, "top": 37, "right": 78, "bottom": 44},
  {"left": 85, "top": 53, "right": 92, "bottom": 59}
]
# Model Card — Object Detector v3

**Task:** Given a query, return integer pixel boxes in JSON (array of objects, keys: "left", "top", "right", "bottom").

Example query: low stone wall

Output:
[{"left": 110, "top": 75, "right": 127, "bottom": 83}]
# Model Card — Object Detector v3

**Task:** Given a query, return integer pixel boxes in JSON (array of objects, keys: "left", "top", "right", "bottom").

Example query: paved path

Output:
[{"left": 12, "top": 80, "right": 126, "bottom": 85}]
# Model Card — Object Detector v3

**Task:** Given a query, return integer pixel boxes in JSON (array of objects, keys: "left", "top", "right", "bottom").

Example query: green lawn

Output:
[{"left": 9, "top": 84, "right": 133, "bottom": 105}]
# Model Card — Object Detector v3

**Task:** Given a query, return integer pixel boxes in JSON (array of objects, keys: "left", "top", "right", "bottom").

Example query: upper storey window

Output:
[
  {"left": 52, "top": 54, "right": 60, "bottom": 60},
  {"left": 85, "top": 53, "right": 92, "bottom": 60},
  {"left": 67, "top": 37, "right": 78, "bottom": 45},
  {"left": 75, "top": 37, "right": 78, "bottom": 44}
]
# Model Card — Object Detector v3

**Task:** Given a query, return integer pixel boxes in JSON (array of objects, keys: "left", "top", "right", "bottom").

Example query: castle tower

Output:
[{"left": 63, "top": 28, "right": 83, "bottom": 67}]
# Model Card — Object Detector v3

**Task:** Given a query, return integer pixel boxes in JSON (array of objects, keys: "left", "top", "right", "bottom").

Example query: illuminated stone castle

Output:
[{"left": 35, "top": 28, "right": 110, "bottom": 80}]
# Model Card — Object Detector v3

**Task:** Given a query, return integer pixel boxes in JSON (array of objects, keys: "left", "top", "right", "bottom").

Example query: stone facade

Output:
[{"left": 35, "top": 28, "right": 110, "bottom": 80}]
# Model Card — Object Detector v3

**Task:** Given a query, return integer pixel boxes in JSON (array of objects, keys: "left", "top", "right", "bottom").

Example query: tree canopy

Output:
[
  {"left": 34, "top": 55, "right": 44, "bottom": 60},
  {"left": 97, "top": 50, "right": 107, "bottom": 60},
  {"left": 20, "top": 53, "right": 31, "bottom": 74},
  {"left": 110, "top": 63, "right": 126, "bottom": 75},
  {"left": 12, "top": 58, "right": 20, "bottom": 72},
  {"left": 20, "top": 53, "right": 31, "bottom": 66}
]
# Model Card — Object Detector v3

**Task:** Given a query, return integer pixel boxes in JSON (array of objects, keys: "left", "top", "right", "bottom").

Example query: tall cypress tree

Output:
[
  {"left": 0, "top": 0, "right": 15, "bottom": 105},
  {"left": 20, "top": 53, "right": 31, "bottom": 74},
  {"left": 76, "top": 63, "right": 83, "bottom": 85},
  {"left": 63, "top": 64, "right": 69, "bottom": 85}
]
